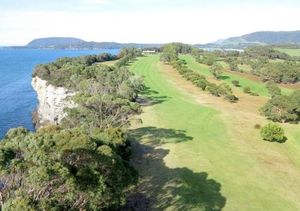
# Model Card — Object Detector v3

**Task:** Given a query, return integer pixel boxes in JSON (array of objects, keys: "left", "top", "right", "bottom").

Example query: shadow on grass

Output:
[
  {"left": 219, "top": 75, "right": 230, "bottom": 80},
  {"left": 137, "top": 86, "right": 171, "bottom": 106},
  {"left": 123, "top": 127, "right": 226, "bottom": 211}
]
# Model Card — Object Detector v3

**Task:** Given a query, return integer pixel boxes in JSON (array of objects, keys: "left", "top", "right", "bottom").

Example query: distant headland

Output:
[{"left": 5, "top": 30, "right": 300, "bottom": 50}]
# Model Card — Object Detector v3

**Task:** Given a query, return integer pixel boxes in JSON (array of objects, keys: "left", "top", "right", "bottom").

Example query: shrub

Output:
[
  {"left": 260, "top": 90, "right": 300, "bottom": 123},
  {"left": 224, "top": 94, "right": 239, "bottom": 103},
  {"left": 254, "top": 124, "right": 261, "bottom": 129},
  {"left": 206, "top": 84, "right": 221, "bottom": 97},
  {"left": 231, "top": 80, "right": 240, "bottom": 87},
  {"left": 243, "top": 86, "right": 251, "bottom": 94},
  {"left": 260, "top": 123, "right": 286, "bottom": 142},
  {"left": 250, "top": 92, "right": 259, "bottom": 96},
  {"left": 209, "top": 62, "right": 223, "bottom": 79}
]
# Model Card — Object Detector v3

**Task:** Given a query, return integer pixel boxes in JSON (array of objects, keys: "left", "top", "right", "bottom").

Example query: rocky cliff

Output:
[{"left": 32, "top": 77, "right": 76, "bottom": 127}]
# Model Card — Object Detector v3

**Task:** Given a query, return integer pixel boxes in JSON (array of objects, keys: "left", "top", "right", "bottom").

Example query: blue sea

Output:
[{"left": 0, "top": 48, "right": 119, "bottom": 138}]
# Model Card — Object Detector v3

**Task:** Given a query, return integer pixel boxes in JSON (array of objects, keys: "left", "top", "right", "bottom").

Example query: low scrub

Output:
[{"left": 260, "top": 123, "right": 286, "bottom": 143}]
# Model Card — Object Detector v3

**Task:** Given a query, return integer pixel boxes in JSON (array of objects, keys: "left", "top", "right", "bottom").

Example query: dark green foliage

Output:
[
  {"left": 1, "top": 49, "right": 144, "bottom": 209},
  {"left": 200, "top": 54, "right": 217, "bottom": 66},
  {"left": 260, "top": 90, "right": 300, "bottom": 123},
  {"left": 244, "top": 46, "right": 290, "bottom": 60},
  {"left": 209, "top": 62, "right": 223, "bottom": 79},
  {"left": 116, "top": 48, "right": 142, "bottom": 67},
  {"left": 162, "top": 43, "right": 193, "bottom": 54},
  {"left": 160, "top": 43, "right": 193, "bottom": 63},
  {"left": 242, "top": 86, "right": 259, "bottom": 96},
  {"left": 0, "top": 127, "right": 137, "bottom": 210},
  {"left": 231, "top": 80, "right": 240, "bottom": 87},
  {"left": 260, "top": 62, "right": 300, "bottom": 83},
  {"left": 260, "top": 123, "right": 286, "bottom": 143},
  {"left": 33, "top": 53, "right": 118, "bottom": 88},
  {"left": 265, "top": 81, "right": 281, "bottom": 98},
  {"left": 226, "top": 58, "right": 239, "bottom": 71},
  {"left": 160, "top": 45, "right": 178, "bottom": 63}
]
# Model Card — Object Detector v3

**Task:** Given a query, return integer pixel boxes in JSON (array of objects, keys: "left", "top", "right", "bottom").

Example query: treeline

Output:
[
  {"left": 116, "top": 48, "right": 142, "bottom": 67},
  {"left": 244, "top": 46, "right": 290, "bottom": 60},
  {"left": 33, "top": 53, "right": 118, "bottom": 88},
  {"left": 192, "top": 46, "right": 300, "bottom": 84},
  {"left": 160, "top": 43, "right": 238, "bottom": 103},
  {"left": 0, "top": 49, "right": 144, "bottom": 210},
  {"left": 259, "top": 62, "right": 300, "bottom": 83}
]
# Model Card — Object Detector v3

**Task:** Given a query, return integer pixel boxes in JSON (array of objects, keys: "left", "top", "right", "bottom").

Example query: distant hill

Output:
[
  {"left": 26, "top": 37, "right": 163, "bottom": 49},
  {"left": 27, "top": 37, "right": 86, "bottom": 48},
  {"left": 198, "top": 31, "right": 300, "bottom": 49}
]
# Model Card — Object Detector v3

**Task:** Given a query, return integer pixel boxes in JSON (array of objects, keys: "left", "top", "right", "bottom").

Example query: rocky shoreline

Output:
[{"left": 31, "top": 77, "right": 76, "bottom": 128}]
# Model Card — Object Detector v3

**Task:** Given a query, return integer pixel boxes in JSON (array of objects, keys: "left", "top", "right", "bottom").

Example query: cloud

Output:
[
  {"left": 84, "top": 0, "right": 107, "bottom": 4},
  {"left": 0, "top": 3, "right": 300, "bottom": 45}
]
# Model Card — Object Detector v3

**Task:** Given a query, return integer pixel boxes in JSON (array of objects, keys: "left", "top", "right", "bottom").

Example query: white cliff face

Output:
[{"left": 32, "top": 77, "right": 76, "bottom": 127}]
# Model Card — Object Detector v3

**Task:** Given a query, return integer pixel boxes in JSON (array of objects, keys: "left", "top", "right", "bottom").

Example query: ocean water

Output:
[{"left": 0, "top": 48, "right": 119, "bottom": 138}]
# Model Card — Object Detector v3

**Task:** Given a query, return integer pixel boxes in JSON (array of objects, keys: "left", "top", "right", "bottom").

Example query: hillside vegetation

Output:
[
  {"left": 199, "top": 30, "right": 300, "bottom": 48},
  {"left": 0, "top": 49, "right": 145, "bottom": 210}
]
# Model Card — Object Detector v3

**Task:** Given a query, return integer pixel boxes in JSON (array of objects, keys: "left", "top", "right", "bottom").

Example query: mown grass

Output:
[
  {"left": 180, "top": 54, "right": 293, "bottom": 96},
  {"left": 129, "top": 55, "right": 300, "bottom": 211},
  {"left": 276, "top": 48, "right": 300, "bottom": 57}
]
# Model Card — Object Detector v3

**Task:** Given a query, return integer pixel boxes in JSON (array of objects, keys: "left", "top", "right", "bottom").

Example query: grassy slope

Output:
[
  {"left": 129, "top": 55, "right": 300, "bottom": 211},
  {"left": 276, "top": 48, "right": 300, "bottom": 57},
  {"left": 180, "top": 55, "right": 292, "bottom": 96}
]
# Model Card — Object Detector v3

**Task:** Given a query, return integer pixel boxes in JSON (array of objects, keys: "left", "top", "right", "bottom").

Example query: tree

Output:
[
  {"left": 260, "top": 90, "right": 300, "bottom": 123},
  {"left": 210, "top": 63, "right": 223, "bottom": 79},
  {"left": 160, "top": 44, "right": 178, "bottom": 63},
  {"left": 260, "top": 123, "right": 286, "bottom": 142},
  {"left": 265, "top": 81, "right": 281, "bottom": 98},
  {"left": 0, "top": 127, "right": 137, "bottom": 210},
  {"left": 228, "top": 59, "right": 239, "bottom": 72}
]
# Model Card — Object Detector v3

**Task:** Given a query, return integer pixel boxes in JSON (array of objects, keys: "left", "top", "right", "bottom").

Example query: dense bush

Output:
[
  {"left": 260, "top": 90, "right": 300, "bottom": 123},
  {"left": 260, "top": 123, "right": 286, "bottom": 142},
  {"left": 1, "top": 49, "right": 144, "bottom": 209},
  {"left": 265, "top": 81, "right": 281, "bottom": 98},
  {"left": 0, "top": 127, "right": 137, "bottom": 210},
  {"left": 259, "top": 62, "right": 300, "bottom": 84},
  {"left": 33, "top": 53, "right": 118, "bottom": 88},
  {"left": 244, "top": 46, "right": 290, "bottom": 60}
]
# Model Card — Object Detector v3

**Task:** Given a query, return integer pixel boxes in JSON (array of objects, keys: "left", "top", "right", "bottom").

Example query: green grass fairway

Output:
[
  {"left": 180, "top": 55, "right": 292, "bottom": 96},
  {"left": 129, "top": 55, "right": 300, "bottom": 211},
  {"left": 276, "top": 48, "right": 300, "bottom": 57}
]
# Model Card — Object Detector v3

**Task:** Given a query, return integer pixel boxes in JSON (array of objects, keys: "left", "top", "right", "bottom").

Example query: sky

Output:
[{"left": 0, "top": 0, "right": 300, "bottom": 46}]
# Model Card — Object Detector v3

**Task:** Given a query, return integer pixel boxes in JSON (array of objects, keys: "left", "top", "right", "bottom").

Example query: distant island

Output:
[
  {"left": 25, "top": 37, "right": 163, "bottom": 50},
  {"left": 198, "top": 30, "right": 300, "bottom": 49}
]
